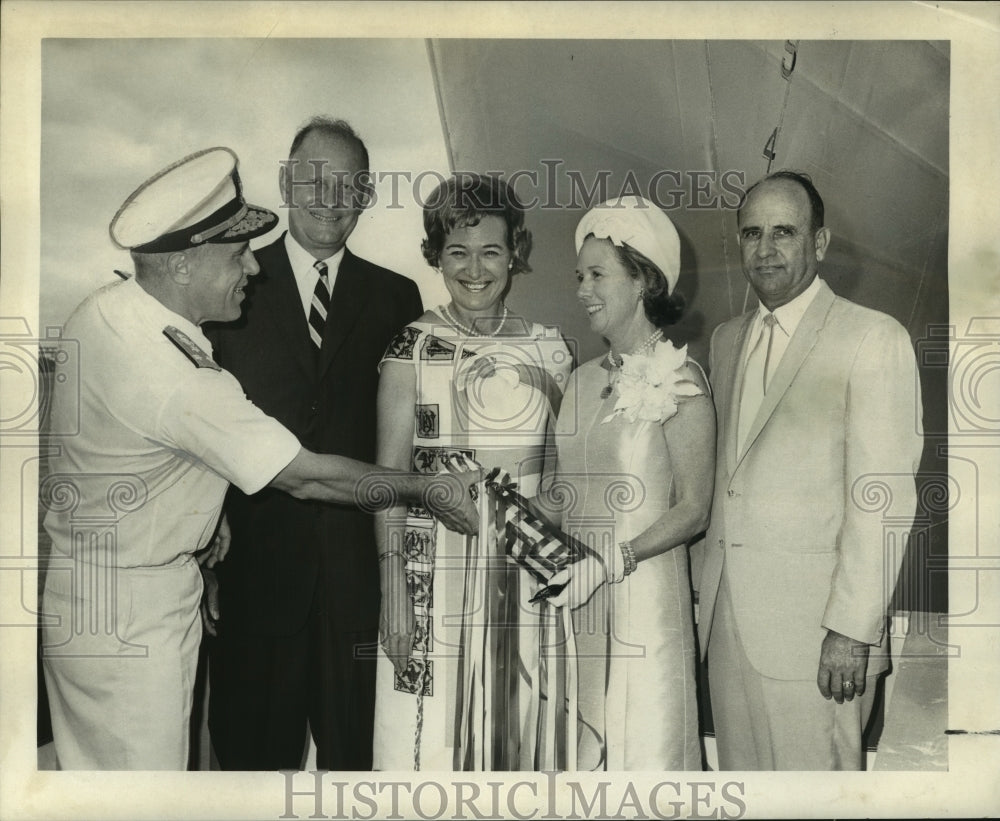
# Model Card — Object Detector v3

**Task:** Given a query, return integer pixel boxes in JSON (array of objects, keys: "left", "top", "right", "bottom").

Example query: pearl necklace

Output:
[
  {"left": 440, "top": 302, "right": 509, "bottom": 338},
  {"left": 601, "top": 329, "right": 663, "bottom": 399}
]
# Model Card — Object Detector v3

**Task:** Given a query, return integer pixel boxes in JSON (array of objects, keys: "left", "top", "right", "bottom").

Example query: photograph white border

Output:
[{"left": 1, "top": 2, "right": 998, "bottom": 819}]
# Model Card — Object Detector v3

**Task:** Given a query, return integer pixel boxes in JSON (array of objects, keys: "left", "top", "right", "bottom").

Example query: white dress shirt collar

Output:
[
  {"left": 284, "top": 232, "right": 346, "bottom": 318},
  {"left": 744, "top": 275, "right": 825, "bottom": 375},
  {"left": 752, "top": 274, "right": 824, "bottom": 340}
]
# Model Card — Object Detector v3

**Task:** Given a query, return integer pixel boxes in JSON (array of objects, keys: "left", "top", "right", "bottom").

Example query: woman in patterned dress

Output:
[
  {"left": 372, "top": 174, "right": 572, "bottom": 770},
  {"left": 540, "top": 196, "right": 715, "bottom": 769}
]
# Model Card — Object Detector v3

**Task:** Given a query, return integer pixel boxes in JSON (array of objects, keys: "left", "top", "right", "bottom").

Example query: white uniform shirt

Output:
[{"left": 43, "top": 276, "right": 301, "bottom": 569}]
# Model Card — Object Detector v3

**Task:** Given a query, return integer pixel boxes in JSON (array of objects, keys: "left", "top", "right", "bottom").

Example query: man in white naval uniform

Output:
[{"left": 40, "top": 147, "right": 478, "bottom": 770}]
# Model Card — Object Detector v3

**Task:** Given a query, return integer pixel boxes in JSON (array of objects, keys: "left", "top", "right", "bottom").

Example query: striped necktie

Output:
[{"left": 308, "top": 260, "right": 330, "bottom": 350}]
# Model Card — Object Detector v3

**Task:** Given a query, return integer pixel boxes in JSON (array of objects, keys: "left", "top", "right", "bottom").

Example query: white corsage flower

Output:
[{"left": 602, "top": 341, "right": 702, "bottom": 424}]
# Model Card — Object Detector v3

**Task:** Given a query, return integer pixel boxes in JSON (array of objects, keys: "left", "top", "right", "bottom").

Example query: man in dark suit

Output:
[{"left": 205, "top": 118, "right": 423, "bottom": 770}]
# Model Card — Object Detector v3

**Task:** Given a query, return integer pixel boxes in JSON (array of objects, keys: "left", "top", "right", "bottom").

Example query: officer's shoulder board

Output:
[{"left": 163, "top": 325, "right": 221, "bottom": 371}]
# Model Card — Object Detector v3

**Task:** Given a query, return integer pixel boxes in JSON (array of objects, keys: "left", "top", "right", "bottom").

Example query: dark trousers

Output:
[{"left": 207, "top": 599, "right": 378, "bottom": 771}]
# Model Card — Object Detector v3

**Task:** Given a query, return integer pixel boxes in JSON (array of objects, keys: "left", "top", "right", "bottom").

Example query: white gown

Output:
[
  {"left": 373, "top": 316, "right": 571, "bottom": 770},
  {"left": 553, "top": 344, "right": 703, "bottom": 770}
]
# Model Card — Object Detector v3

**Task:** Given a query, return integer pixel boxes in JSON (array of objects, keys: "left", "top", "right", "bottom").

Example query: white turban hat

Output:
[{"left": 574, "top": 195, "right": 681, "bottom": 294}]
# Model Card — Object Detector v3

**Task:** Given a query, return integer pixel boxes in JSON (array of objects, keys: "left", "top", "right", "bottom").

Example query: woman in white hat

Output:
[{"left": 541, "top": 196, "right": 716, "bottom": 770}]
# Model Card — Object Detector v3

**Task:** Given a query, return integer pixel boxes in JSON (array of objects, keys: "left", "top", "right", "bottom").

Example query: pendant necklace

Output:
[
  {"left": 441, "top": 302, "right": 509, "bottom": 338},
  {"left": 601, "top": 329, "right": 663, "bottom": 399}
]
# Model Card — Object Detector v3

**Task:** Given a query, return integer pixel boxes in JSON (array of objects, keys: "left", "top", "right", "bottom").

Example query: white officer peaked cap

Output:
[{"left": 109, "top": 146, "right": 278, "bottom": 253}]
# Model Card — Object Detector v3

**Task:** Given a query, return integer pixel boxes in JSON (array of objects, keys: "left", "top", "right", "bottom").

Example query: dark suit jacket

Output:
[{"left": 206, "top": 233, "right": 423, "bottom": 635}]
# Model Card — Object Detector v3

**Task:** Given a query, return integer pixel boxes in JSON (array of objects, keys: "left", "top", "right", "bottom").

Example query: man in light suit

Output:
[
  {"left": 697, "top": 171, "right": 923, "bottom": 770},
  {"left": 205, "top": 118, "right": 423, "bottom": 770}
]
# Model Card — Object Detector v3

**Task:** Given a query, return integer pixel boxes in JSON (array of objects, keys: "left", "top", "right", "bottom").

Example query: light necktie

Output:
[
  {"left": 737, "top": 313, "right": 778, "bottom": 452},
  {"left": 308, "top": 260, "right": 330, "bottom": 351}
]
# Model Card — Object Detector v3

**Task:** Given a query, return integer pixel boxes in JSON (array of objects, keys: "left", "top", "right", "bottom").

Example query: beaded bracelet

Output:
[{"left": 619, "top": 541, "right": 638, "bottom": 577}]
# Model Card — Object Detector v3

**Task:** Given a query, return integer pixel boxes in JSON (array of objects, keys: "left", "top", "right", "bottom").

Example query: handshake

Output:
[
  {"left": 419, "top": 452, "right": 484, "bottom": 535},
  {"left": 385, "top": 456, "right": 596, "bottom": 608}
]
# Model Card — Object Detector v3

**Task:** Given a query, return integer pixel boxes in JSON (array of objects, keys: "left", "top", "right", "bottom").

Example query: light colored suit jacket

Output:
[{"left": 697, "top": 279, "right": 923, "bottom": 681}]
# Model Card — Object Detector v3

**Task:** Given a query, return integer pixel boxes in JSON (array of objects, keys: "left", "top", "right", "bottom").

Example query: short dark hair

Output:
[
  {"left": 612, "top": 241, "right": 685, "bottom": 328},
  {"left": 738, "top": 170, "right": 825, "bottom": 234},
  {"left": 421, "top": 174, "right": 532, "bottom": 275},
  {"left": 288, "top": 116, "right": 370, "bottom": 174}
]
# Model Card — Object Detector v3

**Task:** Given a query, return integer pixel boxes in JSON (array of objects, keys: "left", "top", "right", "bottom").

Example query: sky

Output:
[{"left": 40, "top": 38, "right": 454, "bottom": 331}]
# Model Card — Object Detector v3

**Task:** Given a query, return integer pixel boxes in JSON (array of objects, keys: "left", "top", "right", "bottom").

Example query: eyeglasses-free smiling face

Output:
[
  {"left": 738, "top": 178, "right": 830, "bottom": 311},
  {"left": 575, "top": 235, "right": 644, "bottom": 341},
  {"left": 439, "top": 215, "right": 512, "bottom": 326},
  {"left": 181, "top": 241, "right": 260, "bottom": 325},
  {"left": 281, "top": 131, "right": 366, "bottom": 260}
]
